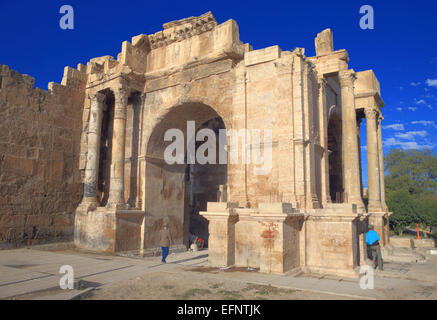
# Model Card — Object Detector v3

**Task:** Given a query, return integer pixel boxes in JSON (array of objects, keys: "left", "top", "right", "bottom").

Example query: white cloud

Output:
[
  {"left": 415, "top": 99, "right": 427, "bottom": 105},
  {"left": 382, "top": 123, "right": 405, "bottom": 131},
  {"left": 396, "top": 107, "right": 403, "bottom": 111},
  {"left": 411, "top": 120, "right": 437, "bottom": 128},
  {"left": 408, "top": 107, "right": 417, "bottom": 111},
  {"left": 394, "top": 131, "right": 427, "bottom": 140},
  {"left": 383, "top": 138, "right": 434, "bottom": 150},
  {"left": 426, "top": 79, "right": 437, "bottom": 87},
  {"left": 410, "top": 82, "right": 421, "bottom": 86}
]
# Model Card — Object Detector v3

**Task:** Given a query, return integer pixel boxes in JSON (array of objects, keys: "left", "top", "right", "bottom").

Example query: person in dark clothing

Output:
[
  {"left": 366, "top": 224, "right": 383, "bottom": 271},
  {"left": 159, "top": 222, "right": 173, "bottom": 263}
]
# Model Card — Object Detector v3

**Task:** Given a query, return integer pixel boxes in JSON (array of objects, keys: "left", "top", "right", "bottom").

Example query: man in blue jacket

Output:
[{"left": 366, "top": 224, "right": 383, "bottom": 270}]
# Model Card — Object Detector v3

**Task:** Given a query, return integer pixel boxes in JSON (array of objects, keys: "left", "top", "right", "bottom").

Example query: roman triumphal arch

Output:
[{"left": 74, "top": 12, "right": 391, "bottom": 277}]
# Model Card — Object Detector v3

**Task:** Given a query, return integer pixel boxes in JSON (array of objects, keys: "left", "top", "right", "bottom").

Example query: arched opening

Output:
[
  {"left": 144, "top": 103, "right": 227, "bottom": 250},
  {"left": 327, "top": 113, "right": 343, "bottom": 203},
  {"left": 185, "top": 117, "right": 226, "bottom": 247}
]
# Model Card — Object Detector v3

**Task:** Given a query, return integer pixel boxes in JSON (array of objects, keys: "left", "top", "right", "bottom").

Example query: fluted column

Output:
[
  {"left": 365, "top": 108, "right": 383, "bottom": 212},
  {"left": 339, "top": 70, "right": 364, "bottom": 211},
  {"left": 377, "top": 115, "right": 388, "bottom": 211},
  {"left": 107, "top": 87, "right": 128, "bottom": 209},
  {"left": 82, "top": 92, "right": 105, "bottom": 205}
]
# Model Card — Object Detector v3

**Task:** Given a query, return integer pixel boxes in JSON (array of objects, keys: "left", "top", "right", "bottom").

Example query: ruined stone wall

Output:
[{"left": 0, "top": 64, "right": 86, "bottom": 248}]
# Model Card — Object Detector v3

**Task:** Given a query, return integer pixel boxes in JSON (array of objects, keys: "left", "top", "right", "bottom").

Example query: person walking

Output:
[
  {"left": 159, "top": 222, "right": 173, "bottom": 263},
  {"left": 366, "top": 224, "right": 383, "bottom": 271}
]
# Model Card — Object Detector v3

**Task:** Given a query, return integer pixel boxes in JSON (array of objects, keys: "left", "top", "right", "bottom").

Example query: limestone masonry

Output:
[{"left": 0, "top": 12, "right": 391, "bottom": 277}]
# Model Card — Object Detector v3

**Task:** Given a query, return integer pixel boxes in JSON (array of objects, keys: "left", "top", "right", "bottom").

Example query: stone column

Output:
[
  {"left": 107, "top": 87, "right": 128, "bottom": 209},
  {"left": 339, "top": 70, "right": 364, "bottom": 211},
  {"left": 377, "top": 116, "right": 388, "bottom": 211},
  {"left": 82, "top": 92, "right": 105, "bottom": 205},
  {"left": 136, "top": 93, "right": 146, "bottom": 210},
  {"left": 357, "top": 115, "right": 364, "bottom": 198},
  {"left": 365, "top": 108, "right": 383, "bottom": 212},
  {"left": 318, "top": 77, "right": 331, "bottom": 206}
]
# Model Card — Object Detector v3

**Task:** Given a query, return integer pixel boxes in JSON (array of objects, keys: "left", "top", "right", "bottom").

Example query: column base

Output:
[
  {"left": 200, "top": 202, "right": 239, "bottom": 267},
  {"left": 303, "top": 265, "right": 359, "bottom": 279},
  {"left": 74, "top": 206, "right": 145, "bottom": 253},
  {"left": 106, "top": 202, "right": 128, "bottom": 210},
  {"left": 304, "top": 206, "right": 364, "bottom": 278},
  {"left": 79, "top": 196, "right": 100, "bottom": 208},
  {"left": 252, "top": 203, "right": 304, "bottom": 274}
]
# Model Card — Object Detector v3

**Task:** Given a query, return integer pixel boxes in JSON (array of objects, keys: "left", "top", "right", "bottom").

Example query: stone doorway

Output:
[
  {"left": 144, "top": 103, "right": 227, "bottom": 250},
  {"left": 185, "top": 117, "right": 227, "bottom": 248}
]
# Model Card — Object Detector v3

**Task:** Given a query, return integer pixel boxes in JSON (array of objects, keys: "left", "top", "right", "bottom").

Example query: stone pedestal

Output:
[
  {"left": 74, "top": 205, "right": 145, "bottom": 253},
  {"left": 200, "top": 202, "right": 239, "bottom": 267},
  {"left": 253, "top": 203, "right": 304, "bottom": 274},
  {"left": 234, "top": 208, "right": 260, "bottom": 268},
  {"left": 304, "top": 204, "right": 363, "bottom": 278}
]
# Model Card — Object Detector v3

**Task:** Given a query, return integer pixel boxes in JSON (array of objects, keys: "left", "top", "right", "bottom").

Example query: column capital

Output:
[
  {"left": 339, "top": 70, "right": 356, "bottom": 84},
  {"left": 364, "top": 108, "right": 378, "bottom": 120},
  {"left": 89, "top": 91, "right": 106, "bottom": 104},
  {"left": 317, "top": 76, "right": 328, "bottom": 88},
  {"left": 114, "top": 87, "right": 129, "bottom": 106}
]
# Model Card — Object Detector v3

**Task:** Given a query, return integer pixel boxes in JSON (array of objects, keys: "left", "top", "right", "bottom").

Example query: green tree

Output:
[
  {"left": 386, "top": 190, "right": 417, "bottom": 235},
  {"left": 385, "top": 149, "right": 437, "bottom": 234},
  {"left": 385, "top": 149, "right": 437, "bottom": 195}
]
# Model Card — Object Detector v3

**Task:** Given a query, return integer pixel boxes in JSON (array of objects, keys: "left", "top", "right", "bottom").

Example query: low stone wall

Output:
[
  {"left": 390, "top": 237, "right": 413, "bottom": 248},
  {"left": 389, "top": 237, "right": 436, "bottom": 249},
  {"left": 413, "top": 239, "right": 436, "bottom": 248}
]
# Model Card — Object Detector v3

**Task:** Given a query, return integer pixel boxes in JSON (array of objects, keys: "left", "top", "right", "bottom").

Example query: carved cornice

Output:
[{"left": 149, "top": 12, "right": 217, "bottom": 49}]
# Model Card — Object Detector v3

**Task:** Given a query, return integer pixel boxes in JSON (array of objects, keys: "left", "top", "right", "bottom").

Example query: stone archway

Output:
[{"left": 143, "top": 102, "right": 228, "bottom": 250}]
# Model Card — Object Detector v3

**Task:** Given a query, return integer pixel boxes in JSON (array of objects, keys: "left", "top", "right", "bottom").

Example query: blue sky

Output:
[{"left": 0, "top": 0, "right": 436, "bottom": 187}]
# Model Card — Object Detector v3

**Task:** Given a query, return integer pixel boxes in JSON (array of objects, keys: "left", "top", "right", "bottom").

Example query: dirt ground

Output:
[{"left": 84, "top": 270, "right": 354, "bottom": 300}]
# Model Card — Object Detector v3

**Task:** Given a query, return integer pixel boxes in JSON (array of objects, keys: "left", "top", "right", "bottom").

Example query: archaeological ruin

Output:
[{"left": 0, "top": 12, "right": 391, "bottom": 277}]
